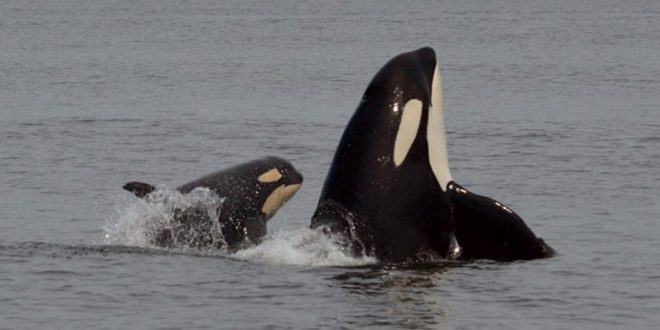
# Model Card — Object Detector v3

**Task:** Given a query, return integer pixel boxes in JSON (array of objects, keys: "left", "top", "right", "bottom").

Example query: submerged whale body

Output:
[
  {"left": 447, "top": 182, "right": 554, "bottom": 261},
  {"left": 123, "top": 156, "right": 303, "bottom": 250},
  {"left": 311, "top": 47, "right": 553, "bottom": 262}
]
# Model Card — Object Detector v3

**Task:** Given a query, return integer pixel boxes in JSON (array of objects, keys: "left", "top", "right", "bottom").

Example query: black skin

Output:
[
  {"left": 447, "top": 181, "right": 555, "bottom": 261},
  {"left": 311, "top": 47, "right": 455, "bottom": 263},
  {"left": 123, "top": 156, "right": 303, "bottom": 250}
]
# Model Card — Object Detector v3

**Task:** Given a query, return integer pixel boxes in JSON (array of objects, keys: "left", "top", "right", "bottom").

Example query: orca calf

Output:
[
  {"left": 311, "top": 47, "right": 553, "bottom": 262},
  {"left": 124, "top": 156, "right": 303, "bottom": 250}
]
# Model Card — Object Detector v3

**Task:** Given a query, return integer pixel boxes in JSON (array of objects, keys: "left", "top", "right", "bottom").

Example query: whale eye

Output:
[
  {"left": 393, "top": 98, "right": 423, "bottom": 166},
  {"left": 258, "top": 168, "right": 283, "bottom": 183}
]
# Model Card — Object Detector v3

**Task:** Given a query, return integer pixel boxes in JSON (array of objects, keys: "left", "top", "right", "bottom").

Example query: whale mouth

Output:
[{"left": 261, "top": 183, "right": 302, "bottom": 218}]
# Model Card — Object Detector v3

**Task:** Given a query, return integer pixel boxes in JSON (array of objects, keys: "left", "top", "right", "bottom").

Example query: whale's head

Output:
[
  {"left": 251, "top": 156, "right": 303, "bottom": 220},
  {"left": 329, "top": 47, "right": 453, "bottom": 193}
]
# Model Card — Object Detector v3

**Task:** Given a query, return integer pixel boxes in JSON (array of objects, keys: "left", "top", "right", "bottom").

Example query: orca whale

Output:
[
  {"left": 311, "top": 47, "right": 553, "bottom": 262},
  {"left": 311, "top": 47, "right": 459, "bottom": 262},
  {"left": 124, "top": 156, "right": 303, "bottom": 250}
]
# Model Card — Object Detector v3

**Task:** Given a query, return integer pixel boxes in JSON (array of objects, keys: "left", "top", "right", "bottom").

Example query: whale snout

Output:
[{"left": 288, "top": 167, "right": 304, "bottom": 185}]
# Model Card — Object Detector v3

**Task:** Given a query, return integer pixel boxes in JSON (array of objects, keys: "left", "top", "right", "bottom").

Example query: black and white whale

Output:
[
  {"left": 311, "top": 47, "right": 553, "bottom": 262},
  {"left": 124, "top": 156, "right": 303, "bottom": 250},
  {"left": 311, "top": 47, "right": 459, "bottom": 262}
]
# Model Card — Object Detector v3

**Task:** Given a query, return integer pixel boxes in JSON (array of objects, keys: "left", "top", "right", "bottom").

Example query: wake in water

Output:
[
  {"left": 103, "top": 188, "right": 375, "bottom": 267},
  {"left": 234, "top": 228, "right": 376, "bottom": 267}
]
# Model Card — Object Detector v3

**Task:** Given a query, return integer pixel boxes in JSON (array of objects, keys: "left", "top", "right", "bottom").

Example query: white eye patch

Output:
[
  {"left": 258, "top": 168, "right": 283, "bottom": 183},
  {"left": 393, "top": 99, "right": 423, "bottom": 167}
]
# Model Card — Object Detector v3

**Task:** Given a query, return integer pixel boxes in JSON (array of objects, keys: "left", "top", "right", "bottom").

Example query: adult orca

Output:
[
  {"left": 311, "top": 47, "right": 553, "bottom": 262},
  {"left": 311, "top": 47, "right": 459, "bottom": 262},
  {"left": 124, "top": 156, "right": 303, "bottom": 250}
]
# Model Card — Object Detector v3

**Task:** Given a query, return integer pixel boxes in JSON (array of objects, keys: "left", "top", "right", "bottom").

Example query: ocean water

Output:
[{"left": 2, "top": 0, "right": 660, "bottom": 329}]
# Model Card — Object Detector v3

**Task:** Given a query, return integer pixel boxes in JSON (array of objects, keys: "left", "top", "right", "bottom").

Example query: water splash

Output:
[
  {"left": 104, "top": 189, "right": 375, "bottom": 267},
  {"left": 232, "top": 228, "right": 377, "bottom": 267},
  {"left": 103, "top": 186, "right": 225, "bottom": 250}
]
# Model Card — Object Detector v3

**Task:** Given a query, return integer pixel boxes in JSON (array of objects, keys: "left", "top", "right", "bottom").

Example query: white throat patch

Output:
[
  {"left": 261, "top": 183, "right": 302, "bottom": 218},
  {"left": 426, "top": 64, "right": 453, "bottom": 191}
]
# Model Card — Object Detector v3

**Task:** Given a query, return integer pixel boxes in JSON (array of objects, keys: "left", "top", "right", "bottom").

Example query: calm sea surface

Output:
[{"left": 1, "top": 0, "right": 659, "bottom": 329}]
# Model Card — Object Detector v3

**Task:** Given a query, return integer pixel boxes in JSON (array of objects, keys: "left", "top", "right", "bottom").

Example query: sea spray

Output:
[
  {"left": 105, "top": 188, "right": 375, "bottom": 266},
  {"left": 232, "top": 228, "right": 377, "bottom": 267},
  {"left": 103, "top": 186, "right": 225, "bottom": 249}
]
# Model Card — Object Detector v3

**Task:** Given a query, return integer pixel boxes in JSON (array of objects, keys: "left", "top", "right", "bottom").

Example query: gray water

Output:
[{"left": 1, "top": 0, "right": 659, "bottom": 329}]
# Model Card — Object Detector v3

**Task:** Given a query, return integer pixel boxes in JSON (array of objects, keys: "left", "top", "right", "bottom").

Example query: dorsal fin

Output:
[{"left": 123, "top": 181, "right": 156, "bottom": 198}]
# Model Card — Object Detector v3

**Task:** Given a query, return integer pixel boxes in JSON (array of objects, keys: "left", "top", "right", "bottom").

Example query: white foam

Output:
[
  {"left": 103, "top": 194, "right": 158, "bottom": 247},
  {"left": 232, "top": 228, "right": 377, "bottom": 267},
  {"left": 104, "top": 190, "right": 376, "bottom": 267},
  {"left": 103, "top": 186, "right": 224, "bottom": 248}
]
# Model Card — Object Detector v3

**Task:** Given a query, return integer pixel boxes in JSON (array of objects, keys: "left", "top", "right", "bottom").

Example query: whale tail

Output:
[{"left": 123, "top": 181, "right": 156, "bottom": 198}]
